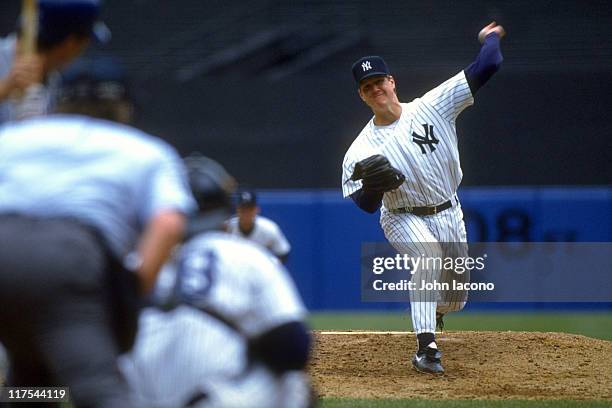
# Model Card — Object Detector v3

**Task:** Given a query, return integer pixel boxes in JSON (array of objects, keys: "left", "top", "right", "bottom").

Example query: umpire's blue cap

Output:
[
  {"left": 351, "top": 56, "right": 390, "bottom": 85},
  {"left": 33, "top": 0, "right": 110, "bottom": 47}
]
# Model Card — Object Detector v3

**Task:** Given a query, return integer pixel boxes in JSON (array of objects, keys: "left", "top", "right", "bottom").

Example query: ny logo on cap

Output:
[{"left": 361, "top": 61, "right": 372, "bottom": 71}]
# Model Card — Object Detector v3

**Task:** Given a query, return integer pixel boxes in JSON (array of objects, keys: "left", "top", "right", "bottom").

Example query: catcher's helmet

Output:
[{"left": 184, "top": 153, "right": 237, "bottom": 235}]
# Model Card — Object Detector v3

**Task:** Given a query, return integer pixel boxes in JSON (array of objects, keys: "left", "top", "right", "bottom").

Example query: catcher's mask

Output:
[{"left": 184, "top": 153, "right": 238, "bottom": 237}]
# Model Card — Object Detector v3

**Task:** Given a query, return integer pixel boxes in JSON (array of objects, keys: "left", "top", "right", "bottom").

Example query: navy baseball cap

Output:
[
  {"left": 237, "top": 191, "right": 257, "bottom": 207},
  {"left": 351, "top": 56, "right": 390, "bottom": 85},
  {"left": 33, "top": 0, "right": 110, "bottom": 47}
]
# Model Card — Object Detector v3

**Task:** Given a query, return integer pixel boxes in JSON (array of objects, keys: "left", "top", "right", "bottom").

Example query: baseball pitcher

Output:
[{"left": 342, "top": 22, "right": 506, "bottom": 374}]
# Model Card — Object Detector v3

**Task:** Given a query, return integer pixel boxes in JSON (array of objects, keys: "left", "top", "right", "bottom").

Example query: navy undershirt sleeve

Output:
[
  {"left": 464, "top": 33, "right": 503, "bottom": 95},
  {"left": 350, "top": 189, "right": 384, "bottom": 213}
]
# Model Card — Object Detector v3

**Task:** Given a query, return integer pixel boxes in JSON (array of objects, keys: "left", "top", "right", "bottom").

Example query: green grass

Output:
[
  {"left": 319, "top": 399, "right": 612, "bottom": 407},
  {"left": 309, "top": 311, "right": 612, "bottom": 340}
]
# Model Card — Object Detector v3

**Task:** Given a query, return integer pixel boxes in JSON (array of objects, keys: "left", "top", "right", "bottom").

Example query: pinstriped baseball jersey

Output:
[
  {"left": 121, "top": 308, "right": 311, "bottom": 408},
  {"left": 169, "top": 231, "right": 306, "bottom": 337},
  {"left": 227, "top": 215, "right": 291, "bottom": 258},
  {"left": 120, "top": 231, "right": 309, "bottom": 407},
  {"left": 0, "top": 36, "right": 59, "bottom": 123},
  {"left": 342, "top": 71, "right": 473, "bottom": 208}
]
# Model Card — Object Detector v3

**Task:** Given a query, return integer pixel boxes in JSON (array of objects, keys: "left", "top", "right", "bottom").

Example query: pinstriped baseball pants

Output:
[{"left": 380, "top": 197, "right": 469, "bottom": 335}]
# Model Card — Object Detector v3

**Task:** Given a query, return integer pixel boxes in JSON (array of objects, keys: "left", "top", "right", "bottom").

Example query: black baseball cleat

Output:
[
  {"left": 412, "top": 346, "right": 445, "bottom": 374},
  {"left": 436, "top": 312, "right": 445, "bottom": 332}
]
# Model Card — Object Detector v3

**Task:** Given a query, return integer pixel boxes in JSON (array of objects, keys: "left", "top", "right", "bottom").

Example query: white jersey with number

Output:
[
  {"left": 226, "top": 215, "right": 291, "bottom": 258},
  {"left": 120, "top": 231, "right": 309, "bottom": 408},
  {"left": 342, "top": 70, "right": 473, "bottom": 208}
]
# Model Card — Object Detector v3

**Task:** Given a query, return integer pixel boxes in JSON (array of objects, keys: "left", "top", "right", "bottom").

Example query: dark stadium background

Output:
[{"left": 3, "top": 0, "right": 610, "bottom": 188}]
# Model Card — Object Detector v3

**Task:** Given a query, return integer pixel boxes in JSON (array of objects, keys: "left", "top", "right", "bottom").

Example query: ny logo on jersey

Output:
[
  {"left": 361, "top": 61, "right": 372, "bottom": 71},
  {"left": 412, "top": 124, "right": 439, "bottom": 154}
]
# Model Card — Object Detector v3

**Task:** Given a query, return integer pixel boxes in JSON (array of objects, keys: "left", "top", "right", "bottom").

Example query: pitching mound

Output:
[{"left": 310, "top": 331, "right": 612, "bottom": 400}]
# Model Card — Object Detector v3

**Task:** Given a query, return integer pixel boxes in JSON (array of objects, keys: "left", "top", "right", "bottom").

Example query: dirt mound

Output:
[{"left": 310, "top": 331, "right": 612, "bottom": 400}]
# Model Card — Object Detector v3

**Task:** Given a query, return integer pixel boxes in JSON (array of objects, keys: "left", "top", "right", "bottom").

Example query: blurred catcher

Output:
[
  {"left": 0, "top": 57, "right": 195, "bottom": 407},
  {"left": 120, "top": 154, "right": 313, "bottom": 408}
]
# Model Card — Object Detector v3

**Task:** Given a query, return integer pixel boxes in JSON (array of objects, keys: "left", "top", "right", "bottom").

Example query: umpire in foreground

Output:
[{"left": 0, "top": 57, "right": 195, "bottom": 407}]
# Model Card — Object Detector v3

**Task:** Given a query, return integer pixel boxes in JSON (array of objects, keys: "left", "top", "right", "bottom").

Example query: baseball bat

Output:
[
  {"left": 20, "top": 0, "right": 38, "bottom": 55},
  {"left": 11, "top": 0, "right": 40, "bottom": 111}
]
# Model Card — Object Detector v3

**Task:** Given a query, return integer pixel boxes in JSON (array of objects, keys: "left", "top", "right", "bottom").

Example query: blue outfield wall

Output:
[{"left": 255, "top": 187, "right": 612, "bottom": 311}]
